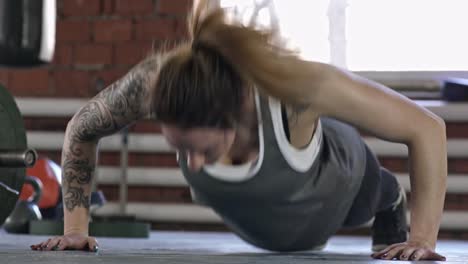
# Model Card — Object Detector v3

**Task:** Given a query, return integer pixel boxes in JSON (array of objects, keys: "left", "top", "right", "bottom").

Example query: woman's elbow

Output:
[
  {"left": 65, "top": 118, "right": 98, "bottom": 143},
  {"left": 407, "top": 113, "right": 446, "bottom": 148},
  {"left": 429, "top": 114, "right": 446, "bottom": 141},
  {"left": 433, "top": 115, "right": 446, "bottom": 133}
]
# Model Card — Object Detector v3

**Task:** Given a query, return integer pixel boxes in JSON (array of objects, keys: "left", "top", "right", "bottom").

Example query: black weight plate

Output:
[{"left": 0, "top": 84, "right": 27, "bottom": 226}]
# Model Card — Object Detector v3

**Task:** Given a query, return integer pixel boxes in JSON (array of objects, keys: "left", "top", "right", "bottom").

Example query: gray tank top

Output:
[{"left": 178, "top": 94, "right": 367, "bottom": 251}]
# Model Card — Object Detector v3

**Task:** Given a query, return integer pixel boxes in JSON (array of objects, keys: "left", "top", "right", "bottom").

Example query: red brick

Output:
[
  {"left": 135, "top": 18, "right": 180, "bottom": 41},
  {"left": 9, "top": 69, "right": 51, "bottom": 96},
  {"left": 114, "top": 42, "right": 154, "bottom": 65},
  {"left": 378, "top": 158, "right": 408, "bottom": 173},
  {"left": 75, "top": 44, "right": 113, "bottom": 66},
  {"left": 99, "top": 186, "right": 192, "bottom": 203},
  {"left": 102, "top": 0, "right": 114, "bottom": 14},
  {"left": 56, "top": 20, "right": 91, "bottom": 42},
  {"left": 157, "top": 0, "right": 192, "bottom": 15},
  {"left": 115, "top": 0, "right": 154, "bottom": 15},
  {"left": 91, "top": 68, "right": 129, "bottom": 89},
  {"left": 449, "top": 159, "right": 468, "bottom": 174},
  {"left": 175, "top": 17, "right": 190, "bottom": 39},
  {"left": 361, "top": 122, "right": 468, "bottom": 139},
  {"left": 131, "top": 120, "right": 162, "bottom": 133},
  {"left": 52, "top": 44, "right": 73, "bottom": 65},
  {"left": 37, "top": 151, "right": 178, "bottom": 167},
  {"left": 98, "top": 152, "right": 178, "bottom": 167},
  {"left": 93, "top": 19, "right": 133, "bottom": 43},
  {"left": 0, "top": 70, "right": 9, "bottom": 87},
  {"left": 446, "top": 123, "right": 468, "bottom": 138},
  {"left": 378, "top": 157, "right": 468, "bottom": 174},
  {"left": 439, "top": 194, "right": 468, "bottom": 210},
  {"left": 62, "top": 0, "right": 101, "bottom": 17},
  {"left": 23, "top": 117, "right": 70, "bottom": 131},
  {"left": 53, "top": 70, "right": 92, "bottom": 97}
]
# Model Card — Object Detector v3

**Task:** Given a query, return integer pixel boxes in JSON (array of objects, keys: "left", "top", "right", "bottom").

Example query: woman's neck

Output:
[{"left": 224, "top": 91, "right": 259, "bottom": 165}]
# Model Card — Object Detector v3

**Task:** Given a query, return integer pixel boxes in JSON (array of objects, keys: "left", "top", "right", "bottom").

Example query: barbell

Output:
[
  {"left": 0, "top": 84, "right": 38, "bottom": 226},
  {"left": 0, "top": 0, "right": 149, "bottom": 238},
  {"left": 0, "top": 0, "right": 56, "bottom": 225}
]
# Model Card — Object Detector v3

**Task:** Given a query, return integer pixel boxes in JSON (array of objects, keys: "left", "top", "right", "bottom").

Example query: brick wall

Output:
[
  {"left": 4, "top": 0, "right": 468, "bottom": 242},
  {"left": 0, "top": 0, "right": 191, "bottom": 98}
]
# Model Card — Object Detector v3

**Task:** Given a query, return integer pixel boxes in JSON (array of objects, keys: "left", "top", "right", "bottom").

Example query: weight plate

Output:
[{"left": 0, "top": 84, "right": 27, "bottom": 226}]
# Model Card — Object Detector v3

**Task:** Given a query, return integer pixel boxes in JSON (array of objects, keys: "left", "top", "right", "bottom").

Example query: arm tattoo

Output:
[
  {"left": 63, "top": 155, "right": 94, "bottom": 185},
  {"left": 96, "top": 56, "right": 158, "bottom": 123},
  {"left": 71, "top": 101, "right": 116, "bottom": 142},
  {"left": 64, "top": 186, "right": 90, "bottom": 212},
  {"left": 97, "top": 73, "right": 145, "bottom": 119},
  {"left": 62, "top": 142, "right": 94, "bottom": 212},
  {"left": 63, "top": 55, "right": 159, "bottom": 212},
  {"left": 71, "top": 55, "right": 159, "bottom": 141}
]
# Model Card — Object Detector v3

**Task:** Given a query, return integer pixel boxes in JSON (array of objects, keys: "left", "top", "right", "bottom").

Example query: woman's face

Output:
[{"left": 161, "top": 124, "right": 236, "bottom": 172}]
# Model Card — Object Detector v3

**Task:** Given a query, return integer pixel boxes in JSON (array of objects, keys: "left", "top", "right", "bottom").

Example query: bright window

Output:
[
  {"left": 347, "top": 0, "right": 468, "bottom": 71},
  {"left": 220, "top": 0, "right": 468, "bottom": 85}
]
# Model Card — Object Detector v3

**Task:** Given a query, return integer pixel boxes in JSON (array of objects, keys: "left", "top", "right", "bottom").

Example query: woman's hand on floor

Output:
[
  {"left": 30, "top": 232, "right": 99, "bottom": 252},
  {"left": 371, "top": 241, "right": 446, "bottom": 261}
]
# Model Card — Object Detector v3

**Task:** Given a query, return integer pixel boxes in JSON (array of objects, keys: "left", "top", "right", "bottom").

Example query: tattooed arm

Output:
[{"left": 62, "top": 55, "right": 159, "bottom": 236}]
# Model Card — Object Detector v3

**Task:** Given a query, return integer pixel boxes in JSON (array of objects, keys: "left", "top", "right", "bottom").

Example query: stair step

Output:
[
  {"left": 92, "top": 202, "right": 468, "bottom": 230},
  {"left": 37, "top": 150, "right": 468, "bottom": 174},
  {"left": 97, "top": 185, "right": 468, "bottom": 211},
  {"left": 22, "top": 116, "right": 468, "bottom": 138}
]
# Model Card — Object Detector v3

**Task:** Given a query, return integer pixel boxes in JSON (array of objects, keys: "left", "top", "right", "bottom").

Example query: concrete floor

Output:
[{"left": 1, "top": 229, "right": 467, "bottom": 263}]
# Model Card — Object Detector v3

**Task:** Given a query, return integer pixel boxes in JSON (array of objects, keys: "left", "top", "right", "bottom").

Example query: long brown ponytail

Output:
[
  {"left": 151, "top": 0, "right": 313, "bottom": 129},
  {"left": 189, "top": 0, "right": 314, "bottom": 105}
]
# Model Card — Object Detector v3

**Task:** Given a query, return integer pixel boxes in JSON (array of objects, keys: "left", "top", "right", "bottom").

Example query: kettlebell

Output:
[{"left": 4, "top": 176, "right": 43, "bottom": 233}]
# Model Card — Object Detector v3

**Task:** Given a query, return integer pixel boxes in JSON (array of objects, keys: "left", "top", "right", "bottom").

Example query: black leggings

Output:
[{"left": 342, "top": 144, "right": 400, "bottom": 228}]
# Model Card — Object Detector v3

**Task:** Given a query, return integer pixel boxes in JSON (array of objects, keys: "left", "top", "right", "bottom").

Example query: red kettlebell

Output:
[{"left": 20, "top": 157, "right": 61, "bottom": 209}]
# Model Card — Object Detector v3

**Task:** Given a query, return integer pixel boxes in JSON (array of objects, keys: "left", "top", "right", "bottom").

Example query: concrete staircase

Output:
[{"left": 17, "top": 97, "right": 468, "bottom": 240}]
